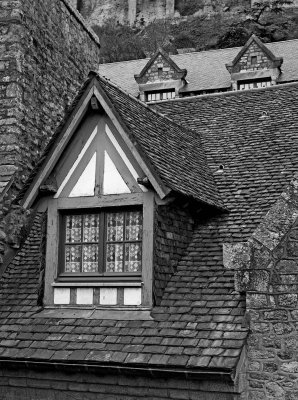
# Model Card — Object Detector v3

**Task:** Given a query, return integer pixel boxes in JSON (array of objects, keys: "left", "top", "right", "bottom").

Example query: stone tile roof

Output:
[
  {"left": 95, "top": 74, "right": 224, "bottom": 208},
  {"left": 153, "top": 83, "right": 298, "bottom": 221},
  {"left": 0, "top": 212, "right": 246, "bottom": 372},
  {"left": 1, "top": 80, "right": 298, "bottom": 374},
  {"left": 18, "top": 73, "right": 224, "bottom": 209},
  {"left": 97, "top": 39, "right": 298, "bottom": 96}
]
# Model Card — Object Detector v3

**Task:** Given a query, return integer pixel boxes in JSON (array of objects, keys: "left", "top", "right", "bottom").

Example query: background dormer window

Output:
[
  {"left": 60, "top": 209, "right": 142, "bottom": 277},
  {"left": 146, "top": 89, "right": 175, "bottom": 102},
  {"left": 251, "top": 56, "right": 257, "bottom": 65},
  {"left": 238, "top": 78, "right": 271, "bottom": 91}
]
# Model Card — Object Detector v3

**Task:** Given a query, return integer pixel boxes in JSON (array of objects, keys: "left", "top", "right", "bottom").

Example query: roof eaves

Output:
[{"left": 18, "top": 76, "right": 96, "bottom": 208}]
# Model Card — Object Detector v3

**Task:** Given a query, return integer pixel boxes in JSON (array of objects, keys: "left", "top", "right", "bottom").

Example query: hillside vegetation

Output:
[{"left": 92, "top": 1, "right": 298, "bottom": 63}]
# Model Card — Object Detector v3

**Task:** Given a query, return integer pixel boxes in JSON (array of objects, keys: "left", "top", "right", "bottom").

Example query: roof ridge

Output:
[
  {"left": 152, "top": 80, "right": 298, "bottom": 104},
  {"left": 91, "top": 71, "right": 204, "bottom": 136},
  {"left": 94, "top": 72, "right": 203, "bottom": 139}
]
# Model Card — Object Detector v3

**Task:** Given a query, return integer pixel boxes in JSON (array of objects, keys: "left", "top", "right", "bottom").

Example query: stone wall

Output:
[
  {"left": 154, "top": 202, "right": 194, "bottom": 305},
  {"left": 236, "top": 42, "right": 272, "bottom": 72},
  {"left": 137, "top": 54, "right": 182, "bottom": 84},
  {"left": 225, "top": 174, "right": 298, "bottom": 400},
  {"left": 0, "top": 0, "right": 101, "bottom": 264},
  {"left": 0, "top": 367, "right": 237, "bottom": 399}
]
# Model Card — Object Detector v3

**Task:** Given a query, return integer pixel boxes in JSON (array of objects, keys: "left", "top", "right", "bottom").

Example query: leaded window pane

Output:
[
  {"left": 124, "top": 243, "right": 142, "bottom": 272},
  {"left": 66, "top": 215, "right": 82, "bottom": 243},
  {"left": 82, "top": 244, "right": 98, "bottom": 272},
  {"left": 65, "top": 245, "right": 81, "bottom": 272},
  {"left": 83, "top": 214, "right": 100, "bottom": 242},
  {"left": 107, "top": 212, "right": 124, "bottom": 241},
  {"left": 125, "top": 211, "right": 142, "bottom": 241},
  {"left": 106, "top": 243, "right": 123, "bottom": 272}
]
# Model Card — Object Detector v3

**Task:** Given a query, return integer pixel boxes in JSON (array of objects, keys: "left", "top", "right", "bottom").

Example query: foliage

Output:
[
  {"left": 251, "top": 0, "right": 293, "bottom": 23},
  {"left": 138, "top": 19, "right": 174, "bottom": 55},
  {"left": 175, "top": 0, "right": 206, "bottom": 16},
  {"left": 92, "top": 20, "right": 145, "bottom": 63},
  {"left": 93, "top": 3, "right": 298, "bottom": 64}
]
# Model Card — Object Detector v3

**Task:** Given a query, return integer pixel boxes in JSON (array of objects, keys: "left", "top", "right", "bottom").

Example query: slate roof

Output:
[
  {"left": 18, "top": 73, "right": 224, "bottom": 210},
  {"left": 97, "top": 39, "right": 298, "bottom": 96},
  {"left": 94, "top": 74, "right": 224, "bottom": 208},
  {"left": 1, "top": 80, "right": 298, "bottom": 375}
]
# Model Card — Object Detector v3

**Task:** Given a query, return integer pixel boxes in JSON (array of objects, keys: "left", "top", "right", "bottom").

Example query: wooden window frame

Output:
[
  {"left": 146, "top": 89, "right": 175, "bottom": 102},
  {"left": 44, "top": 192, "right": 154, "bottom": 307},
  {"left": 58, "top": 207, "right": 143, "bottom": 278}
]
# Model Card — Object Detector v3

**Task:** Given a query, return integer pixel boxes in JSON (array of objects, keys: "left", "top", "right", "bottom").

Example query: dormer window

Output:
[
  {"left": 146, "top": 89, "right": 175, "bottom": 102},
  {"left": 251, "top": 56, "right": 257, "bottom": 65},
  {"left": 134, "top": 48, "right": 187, "bottom": 102},
  {"left": 60, "top": 209, "right": 142, "bottom": 277},
  {"left": 238, "top": 78, "right": 271, "bottom": 91},
  {"left": 226, "top": 35, "right": 283, "bottom": 91}
]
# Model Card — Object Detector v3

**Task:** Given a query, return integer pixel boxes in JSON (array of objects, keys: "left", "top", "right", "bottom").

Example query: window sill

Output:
[
  {"left": 52, "top": 281, "right": 143, "bottom": 287},
  {"left": 34, "top": 307, "right": 153, "bottom": 320}
]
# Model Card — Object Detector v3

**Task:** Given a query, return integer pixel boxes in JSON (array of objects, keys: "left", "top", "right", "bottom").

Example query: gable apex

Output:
[
  {"left": 134, "top": 47, "right": 187, "bottom": 83},
  {"left": 226, "top": 34, "right": 283, "bottom": 73}
]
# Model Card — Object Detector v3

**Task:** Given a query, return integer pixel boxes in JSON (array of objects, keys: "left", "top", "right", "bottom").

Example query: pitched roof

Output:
[
  {"left": 98, "top": 39, "right": 298, "bottom": 96},
  {"left": 153, "top": 83, "right": 298, "bottom": 220},
  {"left": 134, "top": 47, "right": 187, "bottom": 82},
  {"left": 93, "top": 74, "right": 223, "bottom": 208},
  {"left": 226, "top": 34, "right": 283, "bottom": 71},
  {"left": 19, "top": 73, "right": 224, "bottom": 210},
  {"left": 0, "top": 212, "right": 246, "bottom": 373},
  {"left": 1, "top": 80, "right": 298, "bottom": 373}
]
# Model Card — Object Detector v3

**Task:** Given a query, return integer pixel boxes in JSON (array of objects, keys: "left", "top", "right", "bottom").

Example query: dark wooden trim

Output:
[
  {"left": 57, "top": 193, "right": 144, "bottom": 209},
  {"left": 105, "top": 132, "right": 142, "bottom": 194},
  {"left": 93, "top": 84, "right": 171, "bottom": 200},
  {"left": 22, "top": 83, "right": 95, "bottom": 209}
]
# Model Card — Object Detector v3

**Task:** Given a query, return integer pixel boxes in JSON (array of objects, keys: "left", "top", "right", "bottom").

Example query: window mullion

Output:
[
  {"left": 99, "top": 212, "right": 105, "bottom": 273},
  {"left": 80, "top": 215, "right": 83, "bottom": 273}
]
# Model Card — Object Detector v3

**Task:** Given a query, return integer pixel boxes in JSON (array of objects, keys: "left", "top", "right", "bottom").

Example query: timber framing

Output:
[{"left": 21, "top": 75, "right": 171, "bottom": 210}]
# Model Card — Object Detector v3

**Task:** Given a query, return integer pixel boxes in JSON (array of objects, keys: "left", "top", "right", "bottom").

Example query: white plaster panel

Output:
[
  {"left": 76, "top": 288, "right": 94, "bottom": 305},
  {"left": 100, "top": 288, "right": 117, "bottom": 305},
  {"left": 124, "top": 288, "right": 142, "bottom": 305},
  {"left": 69, "top": 153, "right": 96, "bottom": 197},
  {"left": 54, "top": 288, "right": 70, "bottom": 305}
]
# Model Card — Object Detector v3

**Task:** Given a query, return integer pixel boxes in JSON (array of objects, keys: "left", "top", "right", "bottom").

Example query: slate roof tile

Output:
[
  {"left": 2, "top": 81, "right": 298, "bottom": 374},
  {"left": 97, "top": 39, "right": 298, "bottom": 96}
]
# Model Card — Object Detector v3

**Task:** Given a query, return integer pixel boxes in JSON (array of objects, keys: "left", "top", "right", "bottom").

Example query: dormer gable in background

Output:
[
  {"left": 134, "top": 47, "right": 187, "bottom": 102},
  {"left": 226, "top": 34, "right": 283, "bottom": 91}
]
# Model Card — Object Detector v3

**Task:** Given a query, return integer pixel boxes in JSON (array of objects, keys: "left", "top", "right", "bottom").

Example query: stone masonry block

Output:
[
  {"left": 253, "top": 198, "right": 298, "bottom": 251},
  {"left": 223, "top": 242, "right": 251, "bottom": 270}
]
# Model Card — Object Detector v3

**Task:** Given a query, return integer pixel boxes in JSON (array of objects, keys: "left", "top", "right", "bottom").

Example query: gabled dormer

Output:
[
  {"left": 18, "top": 72, "right": 224, "bottom": 312},
  {"left": 134, "top": 48, "right": 187, "bottom": 102},
  {"left": 226, "top": 34, "right": 283, "bottom": 91}
]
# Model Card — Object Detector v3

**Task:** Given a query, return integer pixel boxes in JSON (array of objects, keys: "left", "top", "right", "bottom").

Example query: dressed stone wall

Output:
[
  {"left": 0, "top": 0, "right": 101, "bottom": 264},
  {"left": 236, "top": 42, "right": 271, "bottom": 72},
  {"left": 224, "top": 174, "right": 298, "bottom": 400}
]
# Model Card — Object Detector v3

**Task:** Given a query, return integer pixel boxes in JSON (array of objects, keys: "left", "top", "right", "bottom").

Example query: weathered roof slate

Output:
[
  {"left": 94, "top": 74, "right": 224, "bottom": 208},
  {"left": 19, "top": 73, "right": 224, "bottom": 209},
  {"left": 1, "top": 79, "right": 298, "bottom": 374},
  {"left": 97, "top": 39, "right": 298, "bottom": 96},
  {"left": 0, "top": 212, "right": 246, "bottom": 371},
  {"left": 153, "top": 83, "right": 298, "bottom": 220}
]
